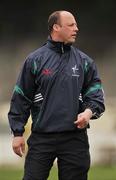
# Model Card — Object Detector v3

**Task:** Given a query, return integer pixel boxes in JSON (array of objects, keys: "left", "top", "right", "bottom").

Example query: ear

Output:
[{"left": 53, "top": 24, "right": 60, "bottom": 32}]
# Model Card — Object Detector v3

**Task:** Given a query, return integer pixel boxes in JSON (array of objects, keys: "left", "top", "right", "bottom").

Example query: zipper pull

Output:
[{"left": 61, "top": 44, "right": 64, "bottom": 54}]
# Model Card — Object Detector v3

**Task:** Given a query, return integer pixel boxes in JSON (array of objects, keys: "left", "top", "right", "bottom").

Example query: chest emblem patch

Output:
[
  {"left": 42, "top": 69, "right": 52, "bottom": 75},
  {"left": 72, "top": 65, "right": 80, "bottom": 77}
]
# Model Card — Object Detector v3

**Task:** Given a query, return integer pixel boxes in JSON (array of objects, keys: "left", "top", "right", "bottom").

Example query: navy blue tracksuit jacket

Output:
[{"left": 8, "top": 38, "right": 105, "bottom": 136}]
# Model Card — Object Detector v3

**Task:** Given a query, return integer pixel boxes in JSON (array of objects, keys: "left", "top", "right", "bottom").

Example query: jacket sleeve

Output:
[
  {"left": 8, "top": 57, "right": 37, "bottom": 136},
  {"left": 81, "top": 58, "right": 105, "bottom": 119}
]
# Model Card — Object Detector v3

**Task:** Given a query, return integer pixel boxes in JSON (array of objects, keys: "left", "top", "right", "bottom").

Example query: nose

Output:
[
  {"left": 73, "top": 24, "right": 79, "bottom": 33},
  {"left": 75, "top": 25, "right": 79, "bottom": 32}
]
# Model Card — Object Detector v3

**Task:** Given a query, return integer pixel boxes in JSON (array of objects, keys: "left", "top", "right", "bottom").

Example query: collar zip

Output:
[
  {"left": 61, "top": 44, "right": 64, "bottom": 54},
  {"left": 47, "top": 36, "right": 71, "bottom": 54}
]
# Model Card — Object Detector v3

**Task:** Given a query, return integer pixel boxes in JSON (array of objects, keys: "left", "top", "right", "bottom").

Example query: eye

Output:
[
  {"left": 68, "top": 24, "right": 74, "bottom": 27},
  {"left": 68, "top": 23, "right": 77, "bottom": 27}
]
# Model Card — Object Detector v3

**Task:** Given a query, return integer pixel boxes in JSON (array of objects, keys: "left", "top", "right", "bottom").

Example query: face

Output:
[{"left": 56, "top": 12, "right": 79, "bottom": 44}]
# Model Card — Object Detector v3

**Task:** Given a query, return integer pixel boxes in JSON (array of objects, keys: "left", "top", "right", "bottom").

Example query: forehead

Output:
[{"left": 59, "top": 12, "right": 77, "bottom": 24}]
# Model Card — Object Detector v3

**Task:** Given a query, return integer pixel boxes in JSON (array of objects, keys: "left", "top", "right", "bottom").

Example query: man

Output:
[{"left": 8, "top": 10, "right": 105, "bottom": 180}]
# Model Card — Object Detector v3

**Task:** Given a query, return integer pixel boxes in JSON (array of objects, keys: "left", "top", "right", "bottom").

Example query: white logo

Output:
[{"left": 72, "top": 65, "right": 79, "bottom": 77}]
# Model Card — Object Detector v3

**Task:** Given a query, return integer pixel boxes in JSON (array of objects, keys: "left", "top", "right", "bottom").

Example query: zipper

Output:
[{"left": 61, "top": 44, "right": 64, "bottom": 54}]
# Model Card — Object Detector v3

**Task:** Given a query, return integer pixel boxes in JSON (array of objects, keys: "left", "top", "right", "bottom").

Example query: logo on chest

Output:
[
  {"left": 72, "top": 65, "right": 80, "bottom": 77},
  {"left": 42, "top": 69, "right": 53, "bottom": 75}
]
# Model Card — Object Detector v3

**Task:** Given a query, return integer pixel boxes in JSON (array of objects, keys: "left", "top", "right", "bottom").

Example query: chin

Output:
[
  {"left": 69, "top": 39, "right": 76, "bottom": 44},
  {"left": 65, "top": 38, "right": 76, "bottom": 44}
]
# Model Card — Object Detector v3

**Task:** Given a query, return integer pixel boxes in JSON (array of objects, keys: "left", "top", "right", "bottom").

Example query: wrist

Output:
[
  {"left": 84, "top": 108, "right": 93, "bottom": 118},
  {"left": 13, "top": 132, "right": 23, "bottom": 137}
]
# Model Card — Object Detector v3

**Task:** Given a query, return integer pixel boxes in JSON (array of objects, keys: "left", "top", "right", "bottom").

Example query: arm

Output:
[
  {"left": 75, "top": 58, "right": 105, "bottom": 129},
  {"left": 8, "top": 57, "right": 37, "bottom": 156},
  {"left": 81, "top": 60, "right": 105, "bottom": 119}
]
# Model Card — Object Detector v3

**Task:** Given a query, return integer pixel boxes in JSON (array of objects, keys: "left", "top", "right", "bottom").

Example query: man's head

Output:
[{"left": 48, "top": 10, "right": 79, "bottom": 44}]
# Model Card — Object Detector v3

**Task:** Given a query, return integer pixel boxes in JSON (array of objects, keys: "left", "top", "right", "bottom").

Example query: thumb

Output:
[
  {"left": 77, "top": 113, "right": 83, "bottom": 122},
  {"left": 21, "top": 142, "right": 25, "bottom": 154},
  {"left": 74, "top": 113, "right": 82, "bottom": 123}
]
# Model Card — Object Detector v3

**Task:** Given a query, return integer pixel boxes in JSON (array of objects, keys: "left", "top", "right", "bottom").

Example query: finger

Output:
[
  {"left": 74, "top": 120, "right": 87, "bottom": 129},
  {"left": 74, "top": 117, "right": 83, "bottom": 125},
  {"left": 77, "top": 124, "right": 85, "bottom": 129},
  {"left": 74, "top": 121, "right": 83, "bottom": 128},
  {"left": 13, "top": 146, "right": 23, "bottom": 157},
  {"left": 78, "top": 121, "right": 88, "bottom": 129},
  {"left": 21, "top": 143, "right": 25, "bottom": 154},
  {"left": 74, "top": 120, "right": 78, "bottom": 124},
  {"left": 14, "top": 148, "right": 22, "bottom": 157}
]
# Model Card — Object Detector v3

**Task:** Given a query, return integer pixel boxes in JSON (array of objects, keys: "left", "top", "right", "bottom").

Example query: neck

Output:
[{"left": 50, "top": 33, "right": 64, "bottom": 43}]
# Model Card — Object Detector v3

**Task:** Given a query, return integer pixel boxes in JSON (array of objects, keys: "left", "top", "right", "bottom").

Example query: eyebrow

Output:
[{"left": 67, "top": 22, "right": 77, "bottom": 26}]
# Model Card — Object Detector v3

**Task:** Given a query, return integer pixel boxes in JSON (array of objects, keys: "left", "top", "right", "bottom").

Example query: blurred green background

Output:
[
  {"left": 0, "top": 165, "right": 116, "bottom": 180},
  {"left": 0, "top": 0, "right": 116, "bottom": 179}
]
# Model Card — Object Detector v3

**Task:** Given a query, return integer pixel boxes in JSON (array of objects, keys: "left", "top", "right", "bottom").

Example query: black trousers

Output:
[{"left": 23, "top": 130, "right": 90, "bottom": 180}]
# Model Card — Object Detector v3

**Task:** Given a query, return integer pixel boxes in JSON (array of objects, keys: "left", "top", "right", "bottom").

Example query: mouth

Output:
[{"left": 72, "top": 34, "right": 77, "bottom": 38}]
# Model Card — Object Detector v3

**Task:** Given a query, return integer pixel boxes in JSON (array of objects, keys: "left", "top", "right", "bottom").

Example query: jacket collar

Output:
[{"left": 46, "top": 36, "right": 71, "bottom": 54}]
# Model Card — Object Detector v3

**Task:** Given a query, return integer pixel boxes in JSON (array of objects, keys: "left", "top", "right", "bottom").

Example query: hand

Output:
[
  {"left": 74, "top": 109, "right": 93, "bottom": 129},
  {"left": 12, "top": 136, "right": 25, "bottom": 157}
]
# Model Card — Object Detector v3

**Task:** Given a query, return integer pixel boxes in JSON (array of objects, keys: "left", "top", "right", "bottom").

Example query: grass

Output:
[
  {"left": 88, "top": 165, "right": 116, "bottom": 180},
  {"left": 0, "top": 165, "right": 116, "bottom": 180}
]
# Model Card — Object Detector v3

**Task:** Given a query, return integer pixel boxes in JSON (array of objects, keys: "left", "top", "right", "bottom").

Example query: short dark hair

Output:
[{"left": 48, "top": 11, "right": 62, "bottom": 34}]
